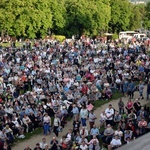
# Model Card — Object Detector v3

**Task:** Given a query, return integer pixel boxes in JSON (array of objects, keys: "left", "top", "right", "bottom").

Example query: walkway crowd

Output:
[{"left": 0, "top": 36, "right": 150, "bottom": 150}]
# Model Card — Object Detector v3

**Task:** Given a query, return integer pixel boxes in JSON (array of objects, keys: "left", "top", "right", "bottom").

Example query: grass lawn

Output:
[
  {"left": 12, "top": 116, "right": 55, "bottom": 146},
  {"left": 11, "top": 128, "right": 43, "bottom": 147},
  {"left": 94, "top": 91, "right": 123, "bottom": 108}
]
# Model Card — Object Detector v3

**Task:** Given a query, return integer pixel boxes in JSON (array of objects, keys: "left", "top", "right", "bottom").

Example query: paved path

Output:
[{"left": 12, "top": 88, "right": 149, "bottom": 150}]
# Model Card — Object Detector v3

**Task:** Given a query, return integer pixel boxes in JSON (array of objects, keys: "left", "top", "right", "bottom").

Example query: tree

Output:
[
  {"left": 109, "top": 0, "right": 132, "bottom": 33},
  {"left": 0, "top": 0, "right": 53, "bottom": 38},
  {"left": 49, "top": 0, "right": 66, "bottom": 35},
  {"left": 143, "top": 1, "right": 150, "bottom": 29},
  {"left": 129, "top": 4, "right": 145, "bottom": 30},
  {"left": 64, "top": 0, "right": 111, "bottom": 37}
]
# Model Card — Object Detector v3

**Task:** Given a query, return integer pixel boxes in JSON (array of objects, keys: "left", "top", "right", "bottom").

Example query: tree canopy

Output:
[{"left": 0, "top": 0, "right": 149, "bottom": 38}]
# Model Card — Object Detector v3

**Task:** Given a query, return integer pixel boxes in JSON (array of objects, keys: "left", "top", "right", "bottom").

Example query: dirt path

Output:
[{"left": 12, "top": 88, "right": 149, "bottom": 150}]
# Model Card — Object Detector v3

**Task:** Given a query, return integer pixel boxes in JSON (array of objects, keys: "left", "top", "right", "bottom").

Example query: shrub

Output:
[{"left": 53, "top": 35, "right": 66, "bottom": 42}]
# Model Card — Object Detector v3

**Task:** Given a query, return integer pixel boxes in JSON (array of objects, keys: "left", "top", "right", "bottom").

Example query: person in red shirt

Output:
[
  {"left": 138, "top": 118, "right": 147, "bottom": 134},
  {"left": 126, "top": 121, "right": 135, "bottom": 134},
  {"left": 81, "top": 83, "right": 88, "bottom": 95},
  {"left": 125, "top": 99, "right": 133, "bottom": 114},
  {"left": 90, "top": 74, "right": 95, "bottom": 82}
]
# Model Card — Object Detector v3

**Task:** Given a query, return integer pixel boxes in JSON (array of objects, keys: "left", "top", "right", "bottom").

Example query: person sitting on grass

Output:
[
  {"left": 90, "top": 125, "right": 100, "bottom": 139},
  {"left": 108, "top": 135, "right": 122, "bottom": 150},
  {"left": 105, "top": 87, "right": 112, "bottom": 99},
  {"left": 124, "top": 130, "right": 132, "bottom": 144},
  {"left": 138, "top": 117, "right": 147, "bottom": 135},
  {"left": 102, "top": 124, "right": 114, "bottom": 145},
  {"left": 88, "top": 135, "right": 100, "bottom": 150}
]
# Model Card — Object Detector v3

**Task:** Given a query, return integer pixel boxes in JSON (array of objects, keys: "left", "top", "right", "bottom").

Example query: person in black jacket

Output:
[{"left": 34, "top": 143, "right": 42, "bottom": 150}]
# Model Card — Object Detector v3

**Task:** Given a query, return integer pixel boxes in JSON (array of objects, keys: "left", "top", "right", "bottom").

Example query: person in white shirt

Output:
[
  {"left": 22, "top": 115, "right": 33, "bottom": 133},
  {"left": 80, "top": 141, "right": 88, "bottom": 150},
  {"left": 99, "top": 110, "right": 107, "bottom": 128},
  {"left": 114, "top": 127, "right": 123, "bottom": 139},
  {"left": 79, "top": 126, "right": 89, "bottom": 137},
  {"left": 43, "top": 113, "right": 51, "bottom": 135},
  {"left": 115, "top": 76, "right": 121, "bottom": 90},
  {"left": 105, "top": 104, "right": 114, "bottom": 126},
  {"left": 80, "top": 105, "right": 88, "bottom": 127},
  {"left": 108, "top": 135, "right": 122, "bottom": 150},
  {"left": 40, "top": 138, "right": 48, "bottom": 149}
]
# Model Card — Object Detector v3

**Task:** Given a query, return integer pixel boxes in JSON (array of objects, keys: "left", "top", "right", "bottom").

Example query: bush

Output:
[{"left": 53, "top": 35, "right": 66, "bottom": 42}]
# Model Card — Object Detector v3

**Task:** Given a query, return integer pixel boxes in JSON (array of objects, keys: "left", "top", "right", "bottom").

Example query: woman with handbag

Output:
[{"left": 53, "top": 115, "right": 61, "bottom": 137}]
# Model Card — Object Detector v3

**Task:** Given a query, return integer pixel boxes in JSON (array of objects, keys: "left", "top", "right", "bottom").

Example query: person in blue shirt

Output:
[
  {"left": 138, "top": 65, "right": 144, "bottom": 73},
  {"left": 63, "top": 86, "right": 69, "bottom": 93},
  {"left": 25, "top": 105, "right": 34, "bottom": 115},
  {"left": 122, "top": 79, "right": 128, "bottom": 96},
  {"left": 90, "top": 124, "right": 100, "bottom": 139},
  {"left": 138, "top": 81, "right": 144, "bottom": 99},
  {"left": 71, "top": 104, "right": 79, "bottom": 118},
  {"left": 127, "top": 80, "right": 135, "bottom": 99},
  {"left": 20, "top": 107, "right": 26, "bottom": 119}
]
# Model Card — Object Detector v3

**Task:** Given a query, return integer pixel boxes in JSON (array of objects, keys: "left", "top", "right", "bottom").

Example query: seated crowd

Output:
[
  {"left": 0, "top": 37, "right": 149, "bottom": 150},
  {"left": 25, "top": 100, "right": 150, "bottom": 150}
]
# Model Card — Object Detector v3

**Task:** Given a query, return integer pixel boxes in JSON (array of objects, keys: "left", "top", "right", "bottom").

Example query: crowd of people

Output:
[{"left": 0, "top": 36, "right": 150, "bottom": 150}]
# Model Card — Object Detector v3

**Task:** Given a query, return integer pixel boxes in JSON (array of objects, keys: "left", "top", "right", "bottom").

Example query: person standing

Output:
[
  {"left": 105, "top": 104, "right": 114, "bottom": 126},
  {"left": 133, "top": 99, "right": 141, "bottom": 113},
  {"left": 147, "top": 81, "right": 150, "bottom": 100},
  {"left": 89, "top": 110, "right": 97, "bottom": 130},
  {"left": 50, "top": 137, "right": 59, "bottom": 150},
  {"left": 43, "top": 113, "right": 51, "bottom": 135},
  {"left": 138, "top": 81, "right": 144, "bottom": 100},
  {"left": 40, "top": 138, "right": 48, "bottom": 150},
  {"left": 34, "top": 143, "right": 42, "bottom": 150},
  {"left": 80, "top": 105, "right": 88, "bottom": 127},
  {"left": 127, "top": 80, "right": 135, "bottom": 99},
  {"left": 53, "top": 115, "right": 61, "bottom": 137},
  {"left": 118, "top": 98, "right": 124, "bottom": 114},
  {"left": 73, "top": 117, "right": 80, "bottom": 136}
]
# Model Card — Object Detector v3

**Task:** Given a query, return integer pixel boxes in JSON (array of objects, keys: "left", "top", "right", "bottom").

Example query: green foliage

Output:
[
  {"left": 129, "top": 4, "right": 145, "bottom": 30},
  {"left": 143, "top": 1, "right": 150, "bottom": 29},
  {"left": 49, "top": 0, "right": 66, "bottom": 34},
  {"left": 0, "top": 0, "right": 149, "bottom": 38},
  {"left": 94, "top": 91, "right": 123, "bottom": 108},
  {"left": 64, "top": 0, "right": 111, "bottom": 37},
  {"left": 109, "top": 0, "right": 132, "bottom": 33},
  {"left": 112, "top": 33, "right": 118, "bottom": 40},
  {"left": 0, "top": 0, "right": 52, "bottom": 38},
  {"left": 53, "top": 35, "right": 66, "bottom": 42}
]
